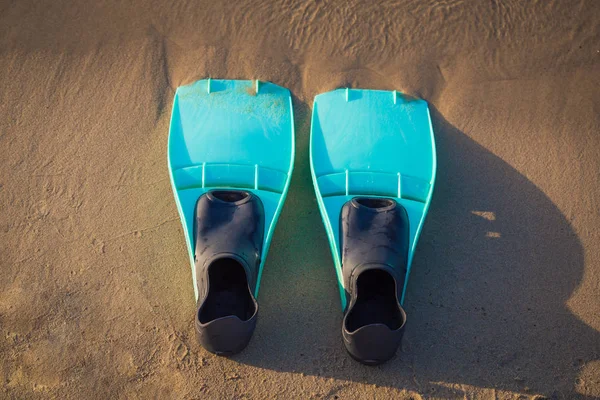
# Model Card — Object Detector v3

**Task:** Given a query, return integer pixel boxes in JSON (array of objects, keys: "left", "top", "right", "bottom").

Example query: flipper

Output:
[
  {"left": 168, "top": 79, "right": 294, "bottom": 355},
  {"left": 310, "top": 88, "right": 436, "bottom": 364}
]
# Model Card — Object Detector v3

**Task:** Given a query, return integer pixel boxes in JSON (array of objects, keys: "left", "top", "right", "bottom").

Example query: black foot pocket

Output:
[{"left": 193, "top": 189, "right": 264, "bottom": 355}]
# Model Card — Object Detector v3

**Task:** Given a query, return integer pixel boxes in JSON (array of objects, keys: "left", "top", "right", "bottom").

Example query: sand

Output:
[{"left": 1, "top": 0, "right": 599, "bottom": 398}]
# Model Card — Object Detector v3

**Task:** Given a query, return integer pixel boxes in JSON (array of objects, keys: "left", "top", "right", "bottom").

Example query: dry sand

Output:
[{"left": 1, "top": 0, "right": 599, "bottom": 398}]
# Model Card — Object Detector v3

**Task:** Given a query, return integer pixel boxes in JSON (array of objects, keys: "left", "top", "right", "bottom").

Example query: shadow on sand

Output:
[{"left": 232, "top": 97, "right": 599, "bottom": 399}]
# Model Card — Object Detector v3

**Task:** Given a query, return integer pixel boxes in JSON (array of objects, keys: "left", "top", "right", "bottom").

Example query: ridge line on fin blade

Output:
[{"left": 254, "top": 164, "right": 258, "bottom": 190}]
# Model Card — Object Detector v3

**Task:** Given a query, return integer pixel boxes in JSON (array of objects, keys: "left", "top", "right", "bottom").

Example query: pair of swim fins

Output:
[{"left": 167, "top": 79, "right": 436, "bottom": 365}]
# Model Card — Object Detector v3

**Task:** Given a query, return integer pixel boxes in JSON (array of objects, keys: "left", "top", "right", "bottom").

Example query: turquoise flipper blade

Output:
[
  {"left": 309, "top": 89, "right": 436, "bottom": 309},
  {"left": 168, "top": 79, "right": 295, "bottom": 300}
]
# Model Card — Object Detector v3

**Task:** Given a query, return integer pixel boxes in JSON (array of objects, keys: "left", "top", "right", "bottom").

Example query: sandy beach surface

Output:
[{"left": 1, "top": 0, "right": 599, "bottom": 398}]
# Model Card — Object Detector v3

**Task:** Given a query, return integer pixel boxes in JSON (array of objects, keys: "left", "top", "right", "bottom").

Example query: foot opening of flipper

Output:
[
  {"left": 198, "top": 258, "right": 256, "bottom": 323},
  {"left": 345, "top": 269, "right": 404, "bottom": 332},
  {"left": 196, "top": 258, "right": 258, "bottom": 355},
  {"left": 343, "top": 269, "right": 406, "bottom": 365}
]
